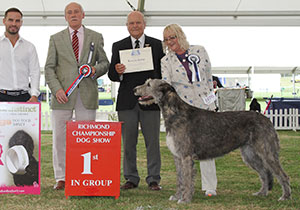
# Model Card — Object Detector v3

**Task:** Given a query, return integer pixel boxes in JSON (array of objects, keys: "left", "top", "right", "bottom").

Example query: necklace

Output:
[{"left": 176, "top": 51, "right": 189, "bottom": 63}]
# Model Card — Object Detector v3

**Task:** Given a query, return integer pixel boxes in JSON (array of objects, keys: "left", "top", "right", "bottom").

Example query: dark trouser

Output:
[
  {"left": 118, "top": 103, "right": 161, "bottom": 186},
  {"left": 0, "top": 93, "right": 31, "bottom": 102}
]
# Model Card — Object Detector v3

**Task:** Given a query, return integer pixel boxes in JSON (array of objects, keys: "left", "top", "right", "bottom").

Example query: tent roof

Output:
[
  {"left": 1, "top": 0, "right": 300, "bottom": 26},
  {"left": 212, "top": 66, "right": 300, "bottom": 75},
  {"left": 1, "top": 1, "right": 300, "bottom": 77}
]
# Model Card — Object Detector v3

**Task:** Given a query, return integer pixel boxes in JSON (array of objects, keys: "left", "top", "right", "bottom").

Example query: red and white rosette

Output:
[{"left": 65, "top": 64, "right": 92, "bottom": 97}]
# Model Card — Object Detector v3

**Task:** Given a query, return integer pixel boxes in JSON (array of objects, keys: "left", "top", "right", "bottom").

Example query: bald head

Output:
[{"left": 126, "top": 11, "right": 146, "bottom": 39}]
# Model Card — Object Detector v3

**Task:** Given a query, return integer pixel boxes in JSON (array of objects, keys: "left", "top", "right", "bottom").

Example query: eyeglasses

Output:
[{"left": 163, "top": 35, "right": 177, "bottom": 42}]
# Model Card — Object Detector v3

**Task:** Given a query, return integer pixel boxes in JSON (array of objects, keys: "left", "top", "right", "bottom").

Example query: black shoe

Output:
[
  {"left": 120, "top": 181, "right": 137, "bottom": 190},
  {"left": 149, "top": 182, "right": 162, "bottom": 191}
]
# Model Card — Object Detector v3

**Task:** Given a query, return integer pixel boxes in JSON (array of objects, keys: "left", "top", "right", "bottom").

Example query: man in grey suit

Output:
[{"left": 45, "top": 2, "right": 109, "bottom": 190}]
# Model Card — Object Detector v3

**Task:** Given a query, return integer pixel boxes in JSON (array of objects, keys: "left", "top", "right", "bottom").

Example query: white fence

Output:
[
  {"left": 41, "top": 108, "right": 300, "bottom": 131},
  {"left": 264, "top": 108, "right": 300, "bottom": 131}
]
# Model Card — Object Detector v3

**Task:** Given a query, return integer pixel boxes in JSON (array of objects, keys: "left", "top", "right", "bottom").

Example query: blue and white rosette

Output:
[{"left": 188, "top": 54, "right": 201, "bottom": 82}]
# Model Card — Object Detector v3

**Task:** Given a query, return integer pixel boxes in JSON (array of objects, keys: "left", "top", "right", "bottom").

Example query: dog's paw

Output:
[
  {"left": 177, "top": 199, "right": 191, "bottom": 204},
  {"left": 252, "top": 191, "right": 268, "bottom": 196},
  {"left": 278, "top": 195, "right": 292, "bottom": 201},
  {"left": 169, "top": 195, "right": 178, "bottom": 201}
]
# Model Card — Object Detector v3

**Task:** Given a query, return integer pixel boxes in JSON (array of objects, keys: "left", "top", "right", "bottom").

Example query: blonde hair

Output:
[{"left": 162, "top": 24, "right": 189, "bottom": 54}]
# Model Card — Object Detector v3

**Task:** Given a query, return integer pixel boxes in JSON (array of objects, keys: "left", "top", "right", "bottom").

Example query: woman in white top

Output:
[{"left": 161, "top": 23, "right": 217, "bottom": 196}]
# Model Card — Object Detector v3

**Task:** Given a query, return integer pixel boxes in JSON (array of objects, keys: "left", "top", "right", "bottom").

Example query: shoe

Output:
[
  {"left": 205, "top": 190, "right": 217, "bottom": 196},
  {"left": 148, "top": 182, "right": 162, "bottom": 191},
  {"left": 53, "top": 181, "right": 65, "bottom": 190},
  {"left": 120, "top": 181, "right": 137, "bottom": 190}
]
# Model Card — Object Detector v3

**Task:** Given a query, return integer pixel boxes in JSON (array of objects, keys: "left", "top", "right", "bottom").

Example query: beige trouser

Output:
[
  {"left": 200, "top": 158, "right": 217, "bottom": 191},
  {"left": 52, "top": 94, "right": 96, "bottom": 182}
]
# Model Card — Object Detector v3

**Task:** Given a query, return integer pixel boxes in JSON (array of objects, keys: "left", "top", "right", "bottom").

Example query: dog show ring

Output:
[{"left": 65, "top": 64, "right": 92, "bottom": 97}]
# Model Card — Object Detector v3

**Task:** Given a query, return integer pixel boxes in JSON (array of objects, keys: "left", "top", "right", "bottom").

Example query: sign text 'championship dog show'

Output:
[{"left": 65, "top": 121, "right": 121, "bottom": 199}]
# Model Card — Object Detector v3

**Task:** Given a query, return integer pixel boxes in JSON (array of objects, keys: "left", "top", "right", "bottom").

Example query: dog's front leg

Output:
[
  {"left": 169, "top": 155, "right": 184, "bottom": 201},
  {"left": 178, "top": 155, "right": 194, "bottom": 204}
]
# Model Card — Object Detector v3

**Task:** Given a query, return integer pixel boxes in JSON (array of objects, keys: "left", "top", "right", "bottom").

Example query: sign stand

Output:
[{"left": 65, "top": 121, "right": 121, "bottom": 199}]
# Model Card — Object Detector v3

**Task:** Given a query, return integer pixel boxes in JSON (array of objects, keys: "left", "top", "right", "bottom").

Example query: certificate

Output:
[{"left": 119, "top": 47, "right": 154, "bottom": 73}]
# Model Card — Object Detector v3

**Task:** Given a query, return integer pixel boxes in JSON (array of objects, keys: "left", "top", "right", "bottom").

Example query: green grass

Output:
[{"left": 0, "top": 131, "right": 299, "bottom": 210}]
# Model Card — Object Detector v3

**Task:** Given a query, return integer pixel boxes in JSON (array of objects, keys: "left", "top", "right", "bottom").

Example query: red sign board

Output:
[{"left": 65, "top": 121, "right": 121, "bottom": 199}]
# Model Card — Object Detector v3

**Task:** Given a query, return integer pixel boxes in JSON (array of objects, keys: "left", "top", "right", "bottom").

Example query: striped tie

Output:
[
  {"left": 72, "top": 30, "right": 79, "bottom": 62},
  {"left": 135, "top": 39, "right": 140, "bottom": 49}
]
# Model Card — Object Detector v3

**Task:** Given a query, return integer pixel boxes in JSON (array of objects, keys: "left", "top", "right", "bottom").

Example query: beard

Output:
[{"left": 7, "top": 26, "right": 19, "bottom": 35}]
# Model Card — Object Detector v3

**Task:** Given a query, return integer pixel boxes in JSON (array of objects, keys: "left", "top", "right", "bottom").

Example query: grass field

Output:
[{"left": 0, "top": 131, "right": 299, "bottom": 210}]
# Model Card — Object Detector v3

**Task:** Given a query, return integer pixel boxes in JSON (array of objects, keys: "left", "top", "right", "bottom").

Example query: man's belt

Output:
[{"left": 0, "top": 89, "right": 28, "bottom": 96}]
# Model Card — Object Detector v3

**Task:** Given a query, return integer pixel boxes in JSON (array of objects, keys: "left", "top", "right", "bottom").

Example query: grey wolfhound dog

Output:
[{"left": 134, "top": 79, "right": 291, "bottom": 203}]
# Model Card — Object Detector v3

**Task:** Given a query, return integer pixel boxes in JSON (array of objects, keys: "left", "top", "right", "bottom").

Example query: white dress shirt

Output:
[
  {"left": 0, "top": 35, "right": 40, "bottom": 97},
  {"left": 130, "top": 34, "right": 145, "bottom": 49},
  {"left": 69, "top": 26, "right": 84, "bottom": 60}
]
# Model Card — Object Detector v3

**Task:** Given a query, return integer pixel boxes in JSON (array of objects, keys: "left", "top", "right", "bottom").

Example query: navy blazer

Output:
[{"left": 108, "top": 35, "right": 164, "bottom": 111}]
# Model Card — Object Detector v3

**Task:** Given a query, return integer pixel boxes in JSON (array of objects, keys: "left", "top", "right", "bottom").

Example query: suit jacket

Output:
[
  {"left": 108, "top": 35, "right": 164, "bottom": 111},
  {"left": 45, "top": 27, "right": 109, "bottom": 110},
  {"left": 161, "top": 45, "right": 216, "bottom": 110}
]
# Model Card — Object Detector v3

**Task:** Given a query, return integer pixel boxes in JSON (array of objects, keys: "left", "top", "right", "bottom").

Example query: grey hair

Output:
[
  {"left": 162, "top": 23, "right": 189, "bottom": 54},
  {"left": 64, "top": 2, "right": 84, "bottom": 14}
]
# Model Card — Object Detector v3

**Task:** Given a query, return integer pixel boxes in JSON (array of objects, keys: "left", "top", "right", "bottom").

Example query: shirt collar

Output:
[
  {"left": 130, "top": 34, "right": 145, "bottom": 46},
  {"left": 69, "top": 25, "right": 84, "bottom": 35},
  {"left": 0, "top": 34, "right": 23, "bottom": 43}
]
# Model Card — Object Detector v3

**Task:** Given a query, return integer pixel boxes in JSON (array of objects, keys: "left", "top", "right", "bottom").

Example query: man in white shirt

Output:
[{"left": 0, "top": 7, "right": 40, "bottom": 102}]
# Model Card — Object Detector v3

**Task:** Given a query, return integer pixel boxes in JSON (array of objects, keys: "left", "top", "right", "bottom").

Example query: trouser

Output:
[
  {"left": 52, "top": 94, "right": 96, "bottom": 182},
  {"left": 118, "top": 104, "right": 161, "bottom": 186},
  {"left": 200, "top": 158, "right": 217, "bottom": 191}
]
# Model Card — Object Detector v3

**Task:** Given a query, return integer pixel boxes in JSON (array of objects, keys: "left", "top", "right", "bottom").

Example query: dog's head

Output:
[
  {"left": 134, "top": 79, "right": 176, "bottom": 105},
  {"left": 9, "top": 130, "right": 34, "bottom": 157}
]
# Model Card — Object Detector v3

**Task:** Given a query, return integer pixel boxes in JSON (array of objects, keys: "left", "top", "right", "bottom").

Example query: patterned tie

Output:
[
  {"left": 135, "top": 39, "right": 140, "bottom": 49},
  {"left": 72, "top": 30, "right": 79, "bottom": 62}
]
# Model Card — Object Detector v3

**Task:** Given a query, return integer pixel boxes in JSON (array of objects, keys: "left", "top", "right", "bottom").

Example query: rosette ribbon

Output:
[
  {"left": 65, "top": 42, "right": 94, "bottom": 97},
  {"left": 188, "top": 54, "right": 201, "bottom": 82}
]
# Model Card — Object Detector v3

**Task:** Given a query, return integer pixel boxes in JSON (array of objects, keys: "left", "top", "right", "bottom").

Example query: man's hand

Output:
[
  {"left": 90, "top": 66, "right": 96, "bottom": 78},
  {"left": 27, "top": 96, "right": 38, "bottom": 102},
  {"left": 55, "top": 89, "right": 68, "bottom": 104},
  {"left": 115, "top": 63, "right": 126, "bottom": 75}
]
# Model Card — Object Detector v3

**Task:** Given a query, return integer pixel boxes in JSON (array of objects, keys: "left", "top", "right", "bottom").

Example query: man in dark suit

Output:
[{"left": 108, "top": 11, "right": 164, "bottom": 191}]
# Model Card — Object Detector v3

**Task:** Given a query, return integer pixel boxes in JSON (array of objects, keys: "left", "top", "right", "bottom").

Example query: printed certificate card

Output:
[{"left": 120, "top": 47, "right": 154, "bottom": 73}]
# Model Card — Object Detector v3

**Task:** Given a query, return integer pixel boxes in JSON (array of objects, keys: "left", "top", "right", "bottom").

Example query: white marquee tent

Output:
[
  {"left": 1, "top": 0, "right": 300, "bottom": 27},
  {"left": 1, "top": 0, "right": 300, "bottom": 91}
]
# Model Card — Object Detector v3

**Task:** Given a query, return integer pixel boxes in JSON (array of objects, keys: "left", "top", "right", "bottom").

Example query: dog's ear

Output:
[{"left": 159, "top": 82, "right": 176, "bottom": 95}]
